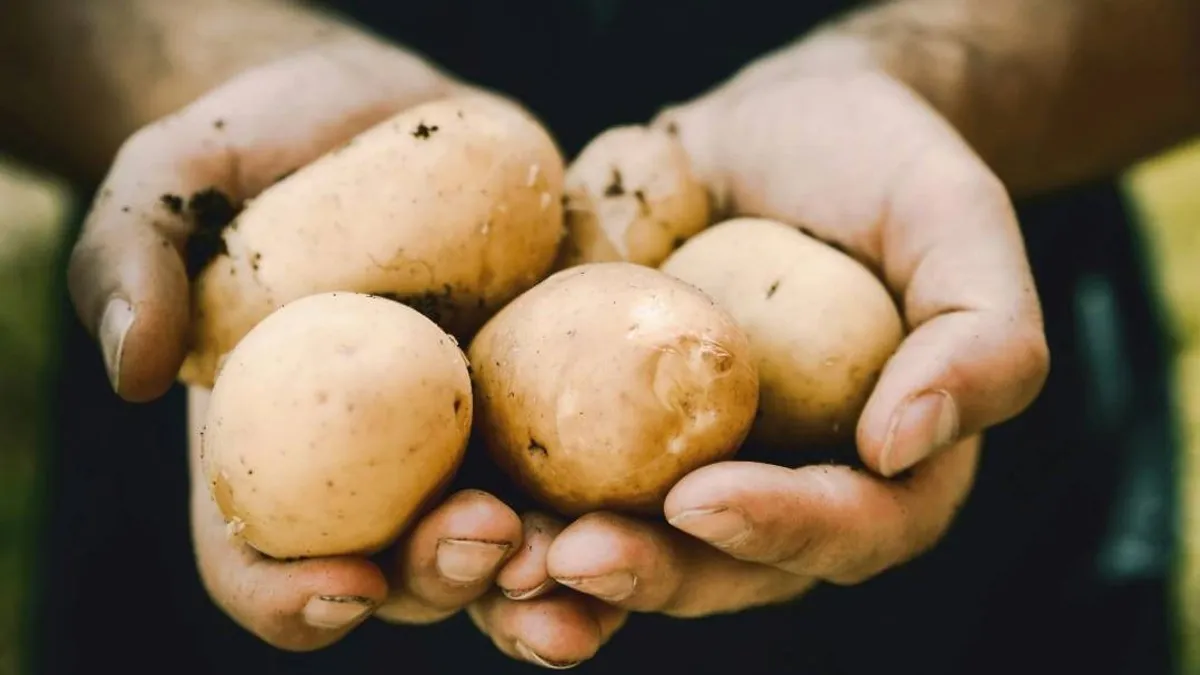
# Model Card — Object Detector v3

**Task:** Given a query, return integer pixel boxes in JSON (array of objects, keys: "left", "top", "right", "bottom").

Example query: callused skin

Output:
[{"left": 469, "top": 262, "right": 760, "bottom": 517}]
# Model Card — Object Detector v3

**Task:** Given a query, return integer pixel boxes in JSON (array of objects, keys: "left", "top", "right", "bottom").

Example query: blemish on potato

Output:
[
  {"left": 604, "top": 168, "right": 625, "bottom": 197},
  {"left": 633, "top": 189, "right": 650, "bottom": 215},
  {"left": 766, "top": 279, "right": 781, "bottom": 299},
  {"left": 412, "top": 122, "right": 439, "bottom": 139},
  {"left": 527, "top": 438, "right": 548, "bottom": 457},
  {"left": 160, "top": 193, "right": 184, "bottom": 214}
]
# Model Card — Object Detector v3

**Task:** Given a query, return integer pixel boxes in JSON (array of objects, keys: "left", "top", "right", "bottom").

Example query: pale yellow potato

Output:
[
  {"left": 555, "top": 125, "right": 710, "bottom": 270},
  {"left": 661, "top": 217, "right": 904, "bottom": 449},
  {"left": 201, "top": 292, "right": 472, "bottom": 560},
  {"left": 469, "top": 262, "right": 759, "bottom": 516},
  {"left": 180, "top": 94, "right": 565, "bottom": 388}
]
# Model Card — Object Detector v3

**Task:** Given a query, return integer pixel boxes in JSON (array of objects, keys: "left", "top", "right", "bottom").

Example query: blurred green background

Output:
[{"left": 0, "top": 143, "right": 1198, "bottom": 674}]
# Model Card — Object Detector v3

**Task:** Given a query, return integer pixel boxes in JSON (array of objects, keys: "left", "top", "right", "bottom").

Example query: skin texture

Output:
[
  {"left": 180, "top": 94, "right": 566, "bottom": 388},
  {"left": 202, "top": 292, "right": 473, "bottom": 560},
  {"left": 470, "top": 262, "right": 760, "bottom": 516},
  {"left": 555, "top": 125, "right": 711, "bottom": 269},
  {"left": 661, "top": 217, "right": 904, "bottom": 449},
  {"left": 11, "top": 0, "right": 1199, "bottom": 666},
  {"left": 30, "top": 21, "right": 607, "bottom": 662}
]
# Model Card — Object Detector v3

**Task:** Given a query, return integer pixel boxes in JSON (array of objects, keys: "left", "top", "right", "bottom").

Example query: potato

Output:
[
  {"left": 555, "top": 125, "right": 710, "bottom": 270},
  {"left": 201, "top": 292, "right": 472, "bottom": 559},
  {"left": 180, "top": 94, "right": 565, "bottom": 388},
  {"left": 660, "top": 217, "right": 904, "bottom": 449},
  {"left": 469, "top": 262, "right": 759, "bottom": 516}
]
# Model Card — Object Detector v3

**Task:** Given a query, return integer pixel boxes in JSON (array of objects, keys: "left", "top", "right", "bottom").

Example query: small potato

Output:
[
  {"left": 181, "top": 94, "right": 565, "bottom": 388},
  {"left": 661, "top": 218, "right": 904, "bottom": 449},
  {"left": 201, "top": 292, "right": 472, "bottom": 560},
  {"left": 469, "top": 262, "right": 759, "bottom": 517},
  {"left": 555, "top": 125, "right": 711, "bottom": 270}
]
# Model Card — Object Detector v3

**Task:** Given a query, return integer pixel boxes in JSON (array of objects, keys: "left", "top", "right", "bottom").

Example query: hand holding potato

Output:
[
  {"left": 528, "top": 66, "right": 1048, "bottom": 631},
  {"left": 64, "top": 43, "right": 610, "bottom": 665}
]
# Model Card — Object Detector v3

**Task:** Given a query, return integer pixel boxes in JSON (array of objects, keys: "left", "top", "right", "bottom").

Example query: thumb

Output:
[
  {"left": 67, "top": 40, "right": 461, "bottom": 402},
  {"left": 652, "top": 72, "right": 1049, "bottom": 476}
]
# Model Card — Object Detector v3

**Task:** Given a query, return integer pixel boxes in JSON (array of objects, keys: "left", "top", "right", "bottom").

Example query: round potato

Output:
[
  {"left": 201, "top": 292, "right": 472, "bottom": 560},
  {"left": 180, "top": 94, "right": 565, "bottom": 388},
  {"left": 469, "top": 262, "right": 759, "bottom": 516},
  {"left": 661, "top": 217, "right": 904, "bottom": 449},
  {"left": 555, "top": 125, "right": 710, "bottom": 270}
]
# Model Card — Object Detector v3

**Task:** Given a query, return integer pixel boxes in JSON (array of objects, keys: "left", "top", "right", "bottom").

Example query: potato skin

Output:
[
  {"left": 469, "top": 262, "right": 759, "bottom": 516},
  {"left": 555, "top": 125, "right": 710, "bottom": 270},
  {"left": 180, "top": 94, "right": 565, "bottom": 388},
  {"left": 661, "top": 217, "right": 904, "bottom": 449},
  {"left": 201, "top": 292, "right": 472, "bottom": 560}
]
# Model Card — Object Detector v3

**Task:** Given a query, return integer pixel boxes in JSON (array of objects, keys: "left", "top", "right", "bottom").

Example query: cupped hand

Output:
[
  {"left": 547, "top": 436, "right": 977, "bottom": 617},
  {"left": 72, "top": 39, "right": 618, "bottom": 662},
  {"left": 545, "top": 65, "right": 1048, "bottom": 618},
  {"left": 67, "top": 37, "right": 462, "bottom": 402},
  {"left": 190, "top": 386, "right": 624, "bottom": 660},
  {"left": 658, "top": 67, "right": 1049, "bottom": 478}
]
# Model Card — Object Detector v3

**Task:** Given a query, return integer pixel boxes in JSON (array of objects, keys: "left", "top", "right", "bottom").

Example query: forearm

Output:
[
  {"left": 0, "top": 0, "right": 456, "bottom": 183},
  {"left": 720, "top": 0, "right": 1200, "bottom": 197}
]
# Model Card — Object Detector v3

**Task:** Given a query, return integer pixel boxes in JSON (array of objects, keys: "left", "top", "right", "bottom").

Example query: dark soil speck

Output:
[
  {"left": 412, "top": 122, "right": 439, "bottom": 139},
  {"left": 604, "top": 168, "right": 625, "bottom": 197},
  {"left": 184, "top": 187, "right": 239, "bottom": 279},
  {"left": 160, "top": 193, "right": 184, "bottom": 215}
]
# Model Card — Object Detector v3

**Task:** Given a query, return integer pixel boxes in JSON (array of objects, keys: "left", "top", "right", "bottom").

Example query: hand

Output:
[
  {"left": 191, "top": 387, "right": 625, "bottom": 658},
  {"left": 539, "top": 67, "right": 1047, "bottom": 620},
  {"left": 68, "top": 40, "right": 621, "bottom": 661}
]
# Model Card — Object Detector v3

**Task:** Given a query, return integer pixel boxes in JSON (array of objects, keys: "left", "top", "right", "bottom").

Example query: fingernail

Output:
[
  {"left": 668, "top": 507, "right": 750, "bottom": 547},
  {"left": 303, "top": 595, "right": 374, "bottom": 630},
  {"left": 99, "top": 298, "right": 134, "bottom": 392},
  {"left": 515, "top": 641, "right": 580, "bottom": 670},
  {"left": 556, "top": 571, "right": 637, "bottom": 602},
  {"left": 435, "top": 539, "right": 510, "bottom": 584},
  {"left": 502, "top": 578, "right": 554, "bottom": 601},
  {"left": 879, "top": 389, "right": 959, "bottom": 477}
]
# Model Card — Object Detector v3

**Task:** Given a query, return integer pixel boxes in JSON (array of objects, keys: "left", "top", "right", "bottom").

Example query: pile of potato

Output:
[{"left": 188, "top": 94, "right": 903, "bottom": 560}]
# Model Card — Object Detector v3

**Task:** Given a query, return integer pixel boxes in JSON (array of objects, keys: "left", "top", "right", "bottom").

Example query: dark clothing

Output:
[{"left": 31, "top": 2, "right": 1181, "bottom": 673}]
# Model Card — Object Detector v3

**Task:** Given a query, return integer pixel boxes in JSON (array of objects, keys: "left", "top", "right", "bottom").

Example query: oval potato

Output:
[
  {"left": 555, "top": 125, "right": 710, "bottom": 270},
  {"left": 201, "top": 292, "right": 472, "bottom": 559},
  {"left": 661, "top": 217, "right": 904, "bottom": 448},
  {"left": 469, "top": 262, "right": 759, "bottom": 516},
  {"left": 181, "top": 94, "right": 565, "bottom": 388}
]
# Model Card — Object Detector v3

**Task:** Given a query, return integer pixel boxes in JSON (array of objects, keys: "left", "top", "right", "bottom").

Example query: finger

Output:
[
  {"left": 375, "top": 490, "right": 522, "bottom": 625},
  {"left": 188, "top": 387, "right": 387, "bottom": 651},
  {"left": 68, "top": 42, "right": 456, "bottom": 401},
  {"left": 664, "top": 436, "right": 981, "bottom": 585},
  {"left": 496, "top": 512, "right": 566, "bottom": 600},
  {"left": 468, "top": 590, "right": 627, "bottom": 670},
  {"left": 547, "top": 512, "right": 809, "bottom": 618},
  {"left": 856, "top": 149, "right": 1049, "bottom": 476}
]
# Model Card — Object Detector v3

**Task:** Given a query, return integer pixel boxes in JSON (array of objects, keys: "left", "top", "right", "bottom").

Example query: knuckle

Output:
[
  {"left": 1014, "top": 323, "right": 1051, "bottom": 390},
  {"left": 374, "top": 593, "right": 462, "bottom": 625}
]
